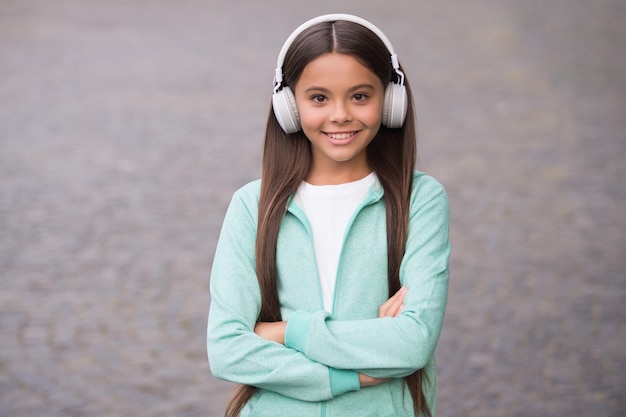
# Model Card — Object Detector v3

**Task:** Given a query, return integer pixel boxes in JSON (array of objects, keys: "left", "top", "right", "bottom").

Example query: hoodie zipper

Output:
[
  {"left": 331, "top": 187, "right": 383, "bottom": 314},
  {"left": 287, "top": 202, "right": 326, "bottom": 309}
]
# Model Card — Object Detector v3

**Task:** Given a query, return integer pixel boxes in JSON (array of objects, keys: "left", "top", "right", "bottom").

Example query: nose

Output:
[{"left": 329, "top": 100, "right": 351, "bottom": 124}]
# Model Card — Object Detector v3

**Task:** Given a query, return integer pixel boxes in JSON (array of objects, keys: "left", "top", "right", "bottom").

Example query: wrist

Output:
[
  {"left": 254, "top": 321, "right": 287, "bottom": 344},
  {"left": 276, "top": 321, "right": 286, "bottom": 344},
  {"left": 284, "top": 310, "right": 313, "bottom": 352}
]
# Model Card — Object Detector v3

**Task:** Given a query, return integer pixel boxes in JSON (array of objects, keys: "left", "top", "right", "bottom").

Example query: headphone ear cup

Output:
[
  {"left": 272, "top": 87, "right": 301, "bottom": 134},
  {"left": 382, "top": 82, "right": 408, "bottom": 128}
]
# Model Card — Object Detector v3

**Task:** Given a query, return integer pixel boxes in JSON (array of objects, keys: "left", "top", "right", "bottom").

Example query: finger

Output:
[
  {"left": 379, "top": 287, "right": 407, "bottom": 317},
  {"left": 379, "top": 291, "right": 402, "bottom": 314},
  {"left": 382, "top": 297, "right": 404, "bottom": 317},
  {"left": 389, "top": 287, "right": 407, "bottom": 312},
  {"left": 389, "top": 286, "right": 408, "bottom": 307},
  {"left": 379, "top": 298, "right": 398, "bottom": 317},
  {"left": 390, "top": 302, "right": 405, "bottom": 318}
]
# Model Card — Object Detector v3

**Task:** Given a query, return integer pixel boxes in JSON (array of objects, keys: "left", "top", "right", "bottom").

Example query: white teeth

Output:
[{"left": 327, "top": 132, "right": 355, "bottom": 140}]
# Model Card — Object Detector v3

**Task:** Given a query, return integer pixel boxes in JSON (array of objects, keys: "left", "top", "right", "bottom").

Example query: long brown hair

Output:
[{"left": 226, "top": 19, "right": 431, "bottom": 417}]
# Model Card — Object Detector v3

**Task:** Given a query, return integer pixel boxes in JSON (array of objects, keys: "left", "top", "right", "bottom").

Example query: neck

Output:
[{"left": 305, "top": 163, "right": 372, "bottom": 185}]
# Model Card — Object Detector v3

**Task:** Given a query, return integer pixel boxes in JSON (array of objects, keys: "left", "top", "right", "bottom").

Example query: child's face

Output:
[{"left": 294, "top": 52, "right": 384, "bottom": 181}]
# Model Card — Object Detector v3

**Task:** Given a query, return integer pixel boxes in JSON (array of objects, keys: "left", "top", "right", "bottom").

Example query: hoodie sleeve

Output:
[
  {"left": 207, "top": 183, "right": 360, "bottom": 401},
  {"left": 284, "top": 175, "right": 450, "bottom": 378}
]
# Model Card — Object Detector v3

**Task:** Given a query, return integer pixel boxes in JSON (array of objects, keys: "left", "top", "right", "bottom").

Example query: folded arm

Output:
[
  {"left": 254, "top": 286, "right": 408, "bottom": 385},
  {"left": 278, "top": 179, "right": 450, "bottom": 378},
  {"left": 207, "top": 188, "right": 361, "bottom": 401}
]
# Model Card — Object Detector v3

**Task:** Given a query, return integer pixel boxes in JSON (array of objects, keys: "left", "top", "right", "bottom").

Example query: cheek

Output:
[
  {"left": 359, "top": 102, "right": 384, "bottom": 126},
  {"left": 298, "top": 105, "right": 325, "bottom": 128}
]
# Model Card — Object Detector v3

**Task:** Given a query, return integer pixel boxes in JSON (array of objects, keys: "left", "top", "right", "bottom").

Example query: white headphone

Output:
[{"left": 272, "top": 14, "right": 408, "bottom": 134}]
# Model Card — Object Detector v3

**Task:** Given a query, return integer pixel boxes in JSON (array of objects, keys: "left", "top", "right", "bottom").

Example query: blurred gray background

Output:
[{"left": 1, "top": 0, "right": 624, "bottom": 416}]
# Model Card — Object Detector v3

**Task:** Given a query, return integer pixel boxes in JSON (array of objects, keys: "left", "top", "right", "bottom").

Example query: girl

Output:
[{"left": 207, "top": 14, "right": 450, "bottom": 417}]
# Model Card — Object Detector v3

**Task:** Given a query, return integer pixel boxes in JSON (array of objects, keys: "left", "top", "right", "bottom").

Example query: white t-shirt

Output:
[{"left": 295, "top": 172, "right": 377, "bottom": 312}]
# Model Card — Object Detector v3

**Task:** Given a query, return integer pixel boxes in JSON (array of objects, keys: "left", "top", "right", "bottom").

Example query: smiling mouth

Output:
[{"left": 325, "top": 131, "right": 357, "bottom": 140}]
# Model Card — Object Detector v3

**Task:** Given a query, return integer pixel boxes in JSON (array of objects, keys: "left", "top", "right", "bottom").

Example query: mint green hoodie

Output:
[{"left": 207, "top": 171, "right": 450, "bottom": 416}]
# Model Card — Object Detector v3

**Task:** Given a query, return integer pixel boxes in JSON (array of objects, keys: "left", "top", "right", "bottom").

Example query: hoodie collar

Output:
[{"left": 286, "top": 175, "right": 384, "bottom": 215}]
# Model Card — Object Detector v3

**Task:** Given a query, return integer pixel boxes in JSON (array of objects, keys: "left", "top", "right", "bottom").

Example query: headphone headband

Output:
[{"left": 274, "top": 13, "right": 401, "bottom": 88}]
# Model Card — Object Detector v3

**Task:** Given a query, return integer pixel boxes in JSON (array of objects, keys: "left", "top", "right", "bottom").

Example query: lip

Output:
[{"left": 324, "top": 131, "right": 359, "bottom": 145}]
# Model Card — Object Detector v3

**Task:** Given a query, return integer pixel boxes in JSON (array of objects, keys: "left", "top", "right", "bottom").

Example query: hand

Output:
[
  {"left": 359, "top": 373, "right": 390, "bottom": 387},
  {"left": 378, "top": 286, "right": 407, "bottom": 318},
  {"left": 358, "top": 288, "right": 408, "bottom": 388},
  {"left": 254, "top": 321, "right": 287, "bottom": 344}
]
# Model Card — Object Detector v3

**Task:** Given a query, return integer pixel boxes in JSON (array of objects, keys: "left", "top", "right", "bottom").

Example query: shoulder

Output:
[
  {"left": 231, "top": 179, "right": 261, "bottom": 202},
  {"left": 412, "top": 171, "right": 447, "bottom": 197},
  {"left": 410, "top": 171, "right": 449, "bottom": 213},
  {"left": 226, "top": 179, "right": 261, "bottom": 217},
  {"left": 234, "top": 178, "right": 261, "bottom": 197}
]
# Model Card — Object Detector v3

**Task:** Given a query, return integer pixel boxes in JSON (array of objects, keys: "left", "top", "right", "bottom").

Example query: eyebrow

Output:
[{"left": 304, "top": 83, "right": 376, "bottom": 94}]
